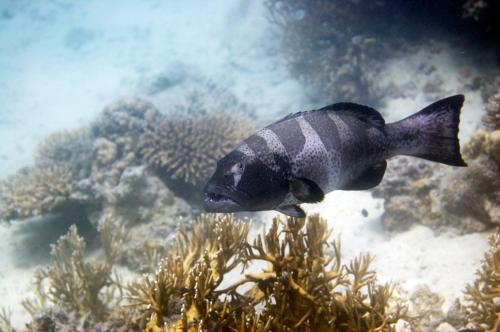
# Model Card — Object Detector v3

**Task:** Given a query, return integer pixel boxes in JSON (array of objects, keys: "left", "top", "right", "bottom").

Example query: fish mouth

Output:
[{"left": 203, "top": 190, "right": 243, "bottom": 212}]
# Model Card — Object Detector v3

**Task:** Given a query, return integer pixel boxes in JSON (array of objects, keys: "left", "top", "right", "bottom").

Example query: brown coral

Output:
[
  {"left": 35, "top": 128, "right": 93, "bottom": 180},
  {"left": 484, "top": 88, "right": 500, "bottom": 131},
  {"left": 127, "top": 213, "right": 408, "bottom": 331},
  {"left": 90, "top": 97, "right": 162, "bottom": 187},
  {"left": 139, "top": 111, "right": 253, "bottom": 186},
  {"left": 0, "top": 166, "right": 74, "bottom": 221},
  {"left": 463, "top": 228, "right": 500, "bottom": 331},
  {"left": 22, "top": 213, "right": 127, "bottom": 324}
]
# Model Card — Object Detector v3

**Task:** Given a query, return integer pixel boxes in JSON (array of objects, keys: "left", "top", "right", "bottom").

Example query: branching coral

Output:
[
  {"left": 127, "top": 214, "right": 408, "bottom": 331},
  {"left": 0, "top": 166, "right": 74, "bottom": 221},
  {"left": 35, "top": 128, "right": 93, "bottom": 180},
  {"left": 463, "top": 229, "right": 500, "bottom": 331},
  {"left": 22, "top": 213, "right": 127, "bottom": 324},
  {"left": 0, "top": 308, "right": 12, "bottom": 332},
  {"left": 139, "top": 111, "right": 254, "bottom": 186}
]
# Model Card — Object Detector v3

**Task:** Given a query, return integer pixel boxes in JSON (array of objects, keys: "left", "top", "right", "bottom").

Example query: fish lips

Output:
[{"left": 203, "top": 185, "right": 244, "bottom": 213}]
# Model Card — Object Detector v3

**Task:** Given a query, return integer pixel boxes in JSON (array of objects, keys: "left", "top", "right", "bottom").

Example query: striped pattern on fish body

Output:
[
  {"left": 237, "top": 104, "right": 390, "bottom": 196},
  {"left": 204, "top": 95, "right": 466, "bottom": 218}
]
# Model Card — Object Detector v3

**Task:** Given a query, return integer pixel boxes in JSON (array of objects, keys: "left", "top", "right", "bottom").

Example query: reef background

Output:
[{"left": 0, "top": 0, "right": 499, "bottom": 330}]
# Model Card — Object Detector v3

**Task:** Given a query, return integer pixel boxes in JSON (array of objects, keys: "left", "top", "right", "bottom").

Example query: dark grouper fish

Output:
[{"left": 204, "top": 95, "right": 467, "bottom": 217}]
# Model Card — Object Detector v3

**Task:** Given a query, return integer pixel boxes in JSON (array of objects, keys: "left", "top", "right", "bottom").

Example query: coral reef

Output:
[
  {"left": 463, "top": 228, "right": 500, "bottom": 331},
  {"left": 98, "top": 166, "right": 194, "bottom": 272},
  {"left": 127, "top": 213, "right": 409, "bottom": 331},
  {"left": 90, "top": 97, "right": 162, "bottom": 187},
  {"left": 484, "top": 88, "right": 500, "bottom": 131},
  {"left": 372, "top": 153, "right": 499, "bottom": 233},
  {"left": 265, "top": 1, "right": 499, "bottom": 106},
  {"left": 0, "top": 166, "right": 75, "bottom": 222},
  {"left": 265, "top": 0, "right": 396, "bottom": 105},
  {"left": 373, "top": 91, "right": 500, "bottom": 233},
  {"left": 22, "top": 214, "right": 128, "bottom": 327},
  {"left": 139, "top": 111, "right": 253, "bottom": 187},
  {"left": 35, "top": 128, "right": 93, "bottom": 180}
]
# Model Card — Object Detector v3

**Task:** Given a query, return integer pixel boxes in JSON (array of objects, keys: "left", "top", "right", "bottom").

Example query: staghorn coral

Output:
[
  {"left": 0, "top": 166, "right": 74, "bottom": 222},
  {"left": 22, "top": 213, "right": 128, "bottom": 325},
  {"left": 139, "top": 111, "right": 254, "bottom": 187},
  {"left": 484, "top": 88, "right": 500, "bottom": 131},
  {"left": 35, "top": 128, "right": 93, "bottom": 180},
  {"left": 127, "top": 213, "right": 408, "bottom": 331},
  {"left": 90, "top": 97, "right": 162, "bottom": 187},
  {"left": 463, "top": 229, "right": 500, "bottom": 331},
  {"left": 0, "top": 308, "right": 12, "bottom": 332}
]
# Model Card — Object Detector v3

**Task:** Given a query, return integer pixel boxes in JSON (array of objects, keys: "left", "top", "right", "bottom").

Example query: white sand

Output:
[{"left": 0, "top": 0, "right": 494, "bottom": 329}]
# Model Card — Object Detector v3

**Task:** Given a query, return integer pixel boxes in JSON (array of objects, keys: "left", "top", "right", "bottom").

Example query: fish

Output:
[{"left": 203, "top": 95, "right": 467, "bottom": 217}]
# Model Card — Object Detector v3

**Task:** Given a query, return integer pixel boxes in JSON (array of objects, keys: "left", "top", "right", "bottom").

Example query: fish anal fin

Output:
[
  {"left": 276, "top": 205, "right": 306, "bottom": 218},
  {"left": 290, "top": 177, "right": 325, "bottom": 203},
  {"left": 343, "top": 161, "right": 387, "bottom": 190}
]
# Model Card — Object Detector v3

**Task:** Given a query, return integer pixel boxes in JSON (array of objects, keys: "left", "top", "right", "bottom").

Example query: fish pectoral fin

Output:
[
  {"left": 342, "top": 161, "right": 387, "bottom": 190},
  {"left": 289, "top": 177, "right": 325, "bottom": 203},
  {"left": 276, "top": 205, "right": 306, "bottom": 218}
]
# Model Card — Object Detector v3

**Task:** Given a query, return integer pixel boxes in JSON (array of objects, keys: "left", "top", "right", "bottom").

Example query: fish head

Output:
[{"left": 203, "top": 150, "right": 288, "bottom": 213}]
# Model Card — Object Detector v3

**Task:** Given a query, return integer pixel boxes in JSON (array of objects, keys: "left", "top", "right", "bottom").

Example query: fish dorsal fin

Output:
[
  {"left": 342, "top": 161, "right": 387, "bottom": 190},
  {"left": 274, "top": 102, "right": 384, "bottom": 128},
  {"left": 318, "top": 102, "right": 385, "bottom": 127}
]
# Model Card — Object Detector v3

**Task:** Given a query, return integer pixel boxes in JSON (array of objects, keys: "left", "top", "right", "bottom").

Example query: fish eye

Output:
[{"left": 230, "top": 162, "right": 244, "bottom": 174}]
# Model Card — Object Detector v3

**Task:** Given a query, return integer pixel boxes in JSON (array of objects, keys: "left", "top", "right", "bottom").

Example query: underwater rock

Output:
[{"left": 373, "top": 154, "right": 499, "bottom": 233}]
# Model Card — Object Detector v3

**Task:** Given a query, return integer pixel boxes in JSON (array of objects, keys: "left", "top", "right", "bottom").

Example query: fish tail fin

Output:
[{"left": 386, "top": 95, "right": 467, "bottom": 166}]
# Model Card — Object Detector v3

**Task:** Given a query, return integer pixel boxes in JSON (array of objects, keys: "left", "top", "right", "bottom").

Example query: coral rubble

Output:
[
  {"left": 463, "top": 228, "right": 500, "bottom": 331},
  {"left": 127, "top": 213, "right": 408, "bottom": 331}
]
